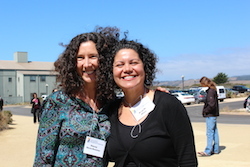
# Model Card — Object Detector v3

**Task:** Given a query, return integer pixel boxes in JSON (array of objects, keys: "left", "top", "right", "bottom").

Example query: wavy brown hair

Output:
[
  {"left": 54, "top": 26, "right": 120, "bottom": 103},
  {"left": 200, "top": 76, "right": 217, "bottom": 90}
]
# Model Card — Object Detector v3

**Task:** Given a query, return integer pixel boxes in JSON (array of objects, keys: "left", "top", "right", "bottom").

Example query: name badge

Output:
[
  {"left": 130, "top": 96, "right": 155, "bottom": 121},
  {"left": 83, "top": 136, "right": 106, "bottom": 158}
]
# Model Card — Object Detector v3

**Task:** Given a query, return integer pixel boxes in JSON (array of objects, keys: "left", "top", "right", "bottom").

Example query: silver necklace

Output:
[
  {"left": 130, "top": 123, "right": 142, "bottom": 138},
  {"left": 122, "top": 88, "right": 147, "bottom": 138},
  {"left": 123, "top": 96, "right": 142, "bottom": 138}
]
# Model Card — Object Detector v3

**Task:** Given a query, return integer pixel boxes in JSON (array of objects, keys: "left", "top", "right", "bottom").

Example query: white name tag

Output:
[
  {"left": 83, "top": 136, "right": 106, "bottom": 158},
  {"left": 130, "top": 96, "right": 155, "bottom": 121}
]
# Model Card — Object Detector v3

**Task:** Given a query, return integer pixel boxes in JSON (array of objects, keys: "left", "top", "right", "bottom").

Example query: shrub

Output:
[
  {"left": 0, "top": 110, "right": 13, "bottom": 131},
  {"left": 226, "top": 91, "right": 237, "bottom": 98}
]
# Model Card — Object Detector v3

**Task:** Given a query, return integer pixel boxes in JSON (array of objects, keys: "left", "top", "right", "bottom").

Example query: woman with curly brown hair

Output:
[
  {"left": 198, "top": 76, "right": 220, "bottom": 156},
  {"left": 33, "top": 27, "right": 119, "bottom": 167},
  {"left": 99, "top": 39, "right": 197, "bottom": 167}
]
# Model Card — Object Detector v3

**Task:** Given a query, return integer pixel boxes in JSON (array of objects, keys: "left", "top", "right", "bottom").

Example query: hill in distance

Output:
[{"left": 155, "top": 75, "right": 250, "bottom": 88}]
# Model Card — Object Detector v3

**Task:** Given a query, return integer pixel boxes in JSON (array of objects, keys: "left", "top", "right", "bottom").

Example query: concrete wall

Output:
[
  {"left": 0, "top": 70, "right": 57, "bottom": 104},
  {"left": 23, "top": 75, "right": 56, "bottom": 102}
]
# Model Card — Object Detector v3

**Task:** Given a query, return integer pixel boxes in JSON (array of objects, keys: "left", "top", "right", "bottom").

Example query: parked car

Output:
[
  {"left": 225, "top": 88, "right": 239, "bottom": 98},
  {"left": 198, "top": 86, "right": 226, "bottom": 102},
  {"left": 169, "top": 90, "right": 182, "bottom": 94},
  {"left": 217, "top": 86, "right": 227, "bottom": 102},
  {"left": 116, "top": 91, "right": 124, "bottom": 99},
  {"left": 232, "top": 85, "right": 250, "bottom": 93},
  {"left": 188, "top": 89, "right": 199, "bottom": 95},
  {"left": 193, "top": 89, "right": 207, "bottom": 104},
  {"left": 226, "top": 88, "right": 239, "bottom": 94},
  {"left": 171, "top": 92, "right": 195, "bottom": 105},
  {"left": 115, "top": 89, "right": 124, "bottom": 99}
]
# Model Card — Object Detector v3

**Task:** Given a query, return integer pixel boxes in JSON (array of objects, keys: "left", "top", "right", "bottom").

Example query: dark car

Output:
[
  {"left": 193, "top": 89, "right": 207, "bottom": 104},
  {"left": 232, "top": 85, "right": 250, "bottom": 93}
]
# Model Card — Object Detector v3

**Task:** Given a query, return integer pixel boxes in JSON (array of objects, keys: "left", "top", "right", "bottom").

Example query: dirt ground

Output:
[{"left": 0, "top": 97, "right": 250, "bottom": 167}]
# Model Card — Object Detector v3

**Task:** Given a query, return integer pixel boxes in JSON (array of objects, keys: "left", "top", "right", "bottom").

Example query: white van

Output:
[{"left": 199, "top": 86, "right": 226, "bottom": 102}]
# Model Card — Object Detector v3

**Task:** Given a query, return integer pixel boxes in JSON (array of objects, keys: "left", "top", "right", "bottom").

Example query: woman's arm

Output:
[{"left": 162, "top": 94, "right": 198, "bottom": 166}]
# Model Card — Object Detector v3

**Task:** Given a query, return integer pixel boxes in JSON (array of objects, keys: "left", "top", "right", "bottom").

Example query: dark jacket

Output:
[
  {"left": 244, "top": 95, "right": 250, "bottom": 108},
  {"left": 30, "top": 98, "right": 41, "bottom": 109},
  {"left": 0, "top": 98, "right": 3, "bottom": 110},
  {"left": 0, "top": 98, "right": 3, "bottom": 106},
  {"left": 202, "top": 88, "right": 219, "bottom": 117}
]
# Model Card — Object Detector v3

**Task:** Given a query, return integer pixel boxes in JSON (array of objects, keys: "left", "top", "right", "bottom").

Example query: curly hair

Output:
[
  {"left": 98, "top": 38, "right": 158, "bottom": 101},
  {"left": 200, "top": 76, "right": 217, "bottom": 90},
  {"left": 54, "top": 26, "right": 120, "bottom": 103}
]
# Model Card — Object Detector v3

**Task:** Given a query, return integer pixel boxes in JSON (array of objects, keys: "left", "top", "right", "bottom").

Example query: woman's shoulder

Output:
[
  {"left": 154, "top": 90, "right": 178, "bottom": 102},
  {"left": 45, "top": 90, "right": 74, "bottom": 106},
  {"left": 153, "top": 90, "right": 188, "bottom": 118},
  {"left": 207, "top": 87, "right": 217, "bottom": 94},
  {"left": 154, "top": 90, "right": 184, "bottom": 109}
]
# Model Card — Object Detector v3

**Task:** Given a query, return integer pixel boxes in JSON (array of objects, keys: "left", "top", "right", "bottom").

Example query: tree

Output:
[{"left": 213, "top": 72, "right": 228, "bottom": 84}]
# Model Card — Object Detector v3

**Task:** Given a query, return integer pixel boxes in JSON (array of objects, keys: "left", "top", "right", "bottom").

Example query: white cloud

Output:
[{"left": 156, "top": 46, "right": 250, "bottom": 81}]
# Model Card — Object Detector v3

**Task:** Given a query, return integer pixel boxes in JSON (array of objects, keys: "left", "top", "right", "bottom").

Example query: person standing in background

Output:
[
  {"left": 198, "top": 76, "right": 220, "bottom": 156},
  {"left": 244, "top": 95, "right": 250, "bottom": 112},
  {"left": 30, "top": 93, "right": 41, "bottom": 124},
  {"left": 0, "top": 96, "right": 3, "bottom": 111}
]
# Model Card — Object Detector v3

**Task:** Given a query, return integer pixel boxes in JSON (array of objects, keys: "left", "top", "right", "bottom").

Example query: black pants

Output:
[{"left": 32, "top": 108, "right": 40, "bottom": 123}]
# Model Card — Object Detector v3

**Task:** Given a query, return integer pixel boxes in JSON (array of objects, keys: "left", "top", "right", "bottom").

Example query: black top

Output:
[
  {"left": 203, "top": 88, "right": 219, "bottom": 117},
  {"left": 107, "top": 91, "right": 198, "bottom": 167}
]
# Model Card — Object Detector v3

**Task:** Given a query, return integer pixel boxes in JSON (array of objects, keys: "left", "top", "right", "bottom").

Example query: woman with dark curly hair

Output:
[
  {"left": 101, "top": 39, "right": 198, "bottom": 167},
  {"left": 33, "top": 27, "right": 119, "bottom": 167}
]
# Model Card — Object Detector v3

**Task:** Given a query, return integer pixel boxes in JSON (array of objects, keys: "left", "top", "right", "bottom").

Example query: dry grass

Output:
[
  {"left": 220, "top": 106, "right": 248, "bottom": 113},
  {"left": 0, "top": 110, "right": 13, "bottom": 131}
]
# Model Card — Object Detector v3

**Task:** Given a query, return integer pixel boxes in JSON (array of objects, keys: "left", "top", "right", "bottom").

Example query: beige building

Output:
[{"left": 0, "top": 52, "right": 57, "bottom": 104}]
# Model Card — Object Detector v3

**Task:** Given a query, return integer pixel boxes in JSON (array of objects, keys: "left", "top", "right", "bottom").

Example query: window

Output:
[
  {"left": 8, "top": 78, "right": 12, "bottom": 82},
  {"left": 30, "top": 76, "right": 36, "bottom": 82},
  {"left": 219, "top": 89, "right": 225, "bottom": 93},
  {"left": 40, "top": 76, "right": 46, "bottom": 82}
]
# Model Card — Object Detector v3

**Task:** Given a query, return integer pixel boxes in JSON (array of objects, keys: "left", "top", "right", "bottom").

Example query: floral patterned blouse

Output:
[{"left": 33, "top": 90, "right": 111, "bottom": 167}]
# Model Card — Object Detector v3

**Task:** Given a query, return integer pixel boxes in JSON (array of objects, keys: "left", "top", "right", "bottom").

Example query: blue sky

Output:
[{"left": 1, "top": 0, "right": 250, "bottom": 81}]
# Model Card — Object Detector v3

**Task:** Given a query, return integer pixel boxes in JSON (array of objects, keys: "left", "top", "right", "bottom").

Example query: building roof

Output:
[
  {"left": 0, "top": 60, "right": 55, "bottom": 71},
  {"left": 17, "top": 70, "right": 57, "bottom": 75}
]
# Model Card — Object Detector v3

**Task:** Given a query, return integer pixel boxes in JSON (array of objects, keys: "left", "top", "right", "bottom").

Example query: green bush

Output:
[
  {"left": 226, "top": 91, "right": 237, "bottom": 98},
  {"left": 0, "top": 110, "right": 13, "bottom": 131}
]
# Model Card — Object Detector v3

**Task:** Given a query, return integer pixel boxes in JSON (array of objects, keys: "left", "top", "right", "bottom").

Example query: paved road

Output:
[
  {"left": 185, "top": 100, "right": 250, "bottom": 124},
  {"left": 4, "top": 105, "right": 32, "bottom": 117},
  {"left": 3, "top": 98, "right": 250, "bottom": 125}
]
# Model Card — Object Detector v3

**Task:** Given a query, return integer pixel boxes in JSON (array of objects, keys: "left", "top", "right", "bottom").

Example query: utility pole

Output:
[{"left": 181, "top": 75, "right": 185, "bottom": 90}]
